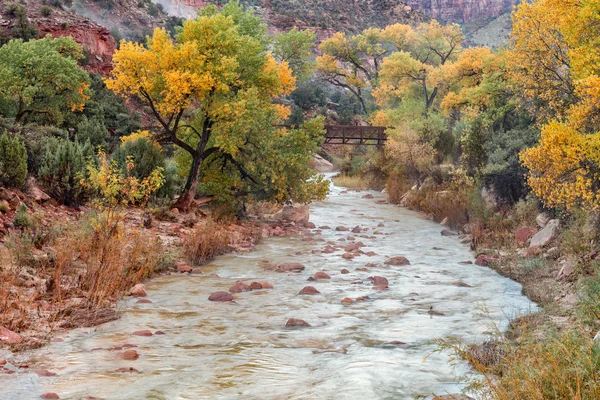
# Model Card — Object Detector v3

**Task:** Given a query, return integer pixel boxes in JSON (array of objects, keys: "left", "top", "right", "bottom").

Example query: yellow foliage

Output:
[
  {"left": 120, "top": 130, "right": 162, "bottom": 152},
  {"left": 82, "top": 151, "right": 165, "bottom": 207}
]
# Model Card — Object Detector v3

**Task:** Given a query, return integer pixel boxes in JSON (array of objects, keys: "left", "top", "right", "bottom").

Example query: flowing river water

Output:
[{"left": 0, "top": 179, "right": 536, "bottom": 399}]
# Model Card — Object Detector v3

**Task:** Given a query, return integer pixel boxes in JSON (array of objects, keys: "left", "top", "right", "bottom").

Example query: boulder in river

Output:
[
  {"left": 351, "top": 226, "right": 362, "bottom": 233},
  {"left": 130, "top": 284, "right": 147, "bottom": 297},
  {"left": 285, "top": 318, "right": 311, "bottom": 327},
  {"left": 299, "top": 286, "right": 320, "bottom": 294},
  {"left": 40, "top": 393, "right": 60, "bottom": 399},
  {"left": 208, "top": 291, "right": 234, "bottom": 302},
  {"left": 132, "top": 330, "right": 153, "bottom": 337},
  {"left": 275, "top": 263, "right": 305, "bottom": 273},
  {"left": 0, "top": 326, "right": 22, "bottom": 344},
  {"left": 385, "top": 256, "right": 410, "bottom": 266},
  {"left": 120, "top": 350, "right": 139, "bottom": 360},
  {"left": 336, "top": 226, "right": 349, "bottom": 231},
  {"left": 229, "top": 281, "right": 253, "bottom": 293},
  {"left": 341, "top": 268, "right": 350, "bottom": 274},
  {"left": 177, "top": 263, "right": 193, "bottom": 273},
  {"left": 250, "top": 282, "right": 263, "bottom": 290},
  {"left": 341, "top": 298, "right": 354, "bottom": 304},
  {"left": 342, "top": 253, "right": 354, "bottom": 260},
  {"left": 372, "top": 276, "right": 389, "bottom": 286},
  {"left": 314, "top": 271, "right": 331, "bottom": 280},
  {"left": 259, "top": 281, "right": 274, "bottom": 289}
]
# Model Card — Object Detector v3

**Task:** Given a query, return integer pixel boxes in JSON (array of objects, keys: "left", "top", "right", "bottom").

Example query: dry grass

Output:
[
  {"left": 332, "top": 174, "right": 371, "bottom": 190},
  {"left": 53, "top": 210, "right": 163, "bottom": 307},
  {"left": 0, "top": 210, "right": 163, "bottom": 348},
  {"left": 182, "top": 218, "right": 231, "bottom": 265}
]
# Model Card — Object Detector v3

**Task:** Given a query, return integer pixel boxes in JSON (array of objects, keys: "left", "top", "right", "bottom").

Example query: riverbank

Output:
[{"left": 0, "top": 184, "right": 310, "bottom": 352}]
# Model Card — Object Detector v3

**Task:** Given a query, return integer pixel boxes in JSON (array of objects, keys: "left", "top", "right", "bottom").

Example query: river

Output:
[{"left": 0, "top": 179, "right": 535, "bottom": 399}]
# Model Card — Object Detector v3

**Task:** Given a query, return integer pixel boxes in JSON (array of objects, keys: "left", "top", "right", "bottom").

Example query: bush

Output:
[
  {"left": 40, "top": 6, "right": 52, "bottom": 16},
  {"left": 182, "top": 219, "right": 230, "bottom": 265},
  {"left": 0, "top": 131, "right": 27, "bottom": 188},
  {"left": 113, "top": 131, "right": 164, "bottom": 180},
  {"left": 38, "top": 138, "right": 91, "bottom": 205},
  {"left": 13, "top": 204, "right": 31, "bottom": 227}
]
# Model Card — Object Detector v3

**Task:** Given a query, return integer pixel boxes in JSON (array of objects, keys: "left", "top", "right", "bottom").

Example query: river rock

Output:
[
  {"left": 344, "top": 242, "right": 364, "bottom": 252},
  {"left": 351, "top": 226, "right": 362, "bottom": 233},
  {"left": 341, "top": 298, "right": 354, "bottom": 304},
  {"left": 384, "top": 256, "right": 410, "bottom": 266},
  {"left": 372, "top": 276, "right": 389, "bottom": 286},
  {"left": 441, "top": 229, "right": 458, "bottom": 236},
  {"left": 342, "top": 253, "right": 354, "bottom": 260},
  {"left": 229, "top": 281, "right": 252, "bottom": 293},
  {"left": 275, "top": 263, "right": 305, "bottom": 273},
  {"left": 474, "top": 254, "right": 496, "bottom": 266},
  {"left": 208, "top": 291, "right": 234, "bottom": 302},
  {"left": 177, "top": 264, "right": 193, "bottom": 273},
  {"left": 341, "top": 268, "right": 350, "bottom": 274},
  {"left": 515, "top": 227, "right": 536, "bottom": 246},
  {"left": 130, "top": 284, "right": 147, "bottom": 297},
  {"left": 452, "top": 281, "right": 472, "bottom": 288},
  {"left": 299, "top": 286, "right": 320, "bottom": 294},
  {"left": 285, "top": 318, "right": 311, "bottom": 327},
  {"left": 136, "top": 299, "right": 152, "bottom": 304},
  {"left": 0, "top": 326, "right": 22, "bottom": 344},
  {"left": 309, "top": 154, "right": 334, "bottom": 172},
  {"left": 336, "top": 226, "right": 349, "bottom": 231},
  {"left": 35, "top": 369, "right": 56, "bottom": 377},
  {"left": 373, "top": 285, "right": 389, "bottom": 290},
  {"left": 250, "top": 282, "right": 263, "bottom": 290},
  {"left": 362, "top": 194, "right": 374, "bottom": 199},
  {"left": 530, "top": 219, "right": 560, "bottom": 248},
  {"left": 259, "top": 281, "right": 274, "bottom": 289},
  {"left": 304, "top": 221, "right": 316, "bottom": 229},
  {"left": 132, "top": 330, "right": 153, "bottom": 337},
  {"left": 120, "top": 350, "right": 139, "bottom": 360},
  {"left": 40, "top": 393, "right": 60, "bottom": 399},
  {"left": 314, "top": 271, "right": 331, "bottom": 280}
]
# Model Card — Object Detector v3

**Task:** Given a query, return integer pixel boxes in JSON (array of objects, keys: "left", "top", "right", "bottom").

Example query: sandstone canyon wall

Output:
[{"left": 402, "top": 0, "right": 519, "bottom": 23}]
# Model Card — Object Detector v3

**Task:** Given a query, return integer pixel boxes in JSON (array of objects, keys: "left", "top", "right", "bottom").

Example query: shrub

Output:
[
  {"left": 332, "top": 174, "right": 370, "bottom": 190},
  {"left": 182, "top": 219, "right": 230, "bottom": 265},
  {"left": 113, "top": 131, "right": 164, "bottom": 180},
  {"left": 0, "top": 131, "right": 27, "bottom": 188},
  {"left": 38, "top": 138, "right": 90, "bottom": 205},
  {"left": 0, "top": 200, "right": 8, "bottom": 213},
  {"left": 40, "top": 6, "right": 52, "bottom": 16},
  {"left": 13, "top": 204, "right": 31, "bottom": 227}
]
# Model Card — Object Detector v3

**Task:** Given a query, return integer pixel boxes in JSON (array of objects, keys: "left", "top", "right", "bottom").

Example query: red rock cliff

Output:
[
  {"left": 404, "top": 0, "right": 519, "bottom": 22},
  {"left": 38, "top": 20, "right": 117, "bottom": 75}
]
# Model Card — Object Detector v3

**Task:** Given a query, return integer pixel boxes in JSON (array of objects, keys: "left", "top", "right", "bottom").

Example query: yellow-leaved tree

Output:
[
  {"left": 106, "top": 2, "right": 327, "bottom": 211},
  {"left": 519, "top": 0, "right": 600, "bottom": 211}
]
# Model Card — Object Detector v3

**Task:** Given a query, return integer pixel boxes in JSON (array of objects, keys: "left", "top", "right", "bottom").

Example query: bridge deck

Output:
[{"left": 278, "top": 124, "right": 388, "bottom": 146}]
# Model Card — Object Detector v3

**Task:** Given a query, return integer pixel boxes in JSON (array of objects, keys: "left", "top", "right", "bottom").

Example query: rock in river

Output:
[
  {"left": 299, "top": 286, "right": 320, "bottom": 294},
  {"left": 285, "top": 318, "right": 311, "bottom": 327},
  {"left": 229, "top": 281, "right": 252, "bottom": 293},
  {"left": 208, "top": 291, "right": 234, "bottom": 302},
  {"left": 314, "top": 271, "right": 331, "bottom": 280},
  {"left": 384, "top": 256, "right": 410, "bottom": 266}
]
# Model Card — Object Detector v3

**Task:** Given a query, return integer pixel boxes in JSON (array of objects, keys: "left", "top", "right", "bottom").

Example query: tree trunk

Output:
[{"left": 173, "top": 154, "right": 203, "bottom": 212}]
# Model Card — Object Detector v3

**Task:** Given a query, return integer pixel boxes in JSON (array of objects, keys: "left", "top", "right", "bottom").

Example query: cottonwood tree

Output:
[
  {"left": 106, "top": 2, "right": 328, "bottom": 211},
  {"left": 0, "top": 36, "right": 90, "bottom": 124},
  {"left": 520, "top": 0, "right": 600, "bottom": 211}
]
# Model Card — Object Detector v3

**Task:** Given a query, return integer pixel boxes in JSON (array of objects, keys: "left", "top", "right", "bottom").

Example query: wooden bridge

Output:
[{"left": 279, "top": 125, "right": 388, "bottom": 146}]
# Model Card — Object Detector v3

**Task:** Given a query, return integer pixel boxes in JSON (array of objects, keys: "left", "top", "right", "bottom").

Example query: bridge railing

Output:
[{"left": 276, "top": 124, "right": 389, "bottom": 146}]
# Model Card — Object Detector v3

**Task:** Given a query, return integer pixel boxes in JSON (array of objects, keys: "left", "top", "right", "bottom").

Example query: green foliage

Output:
[
  {"left": 0, "top": 131, "right": 27, "bottom": 188},
  {"left": 0, "top": 36, "right": 91, "bottom": 125},
  {"left": 13, "top": 204, "right": 31, "bottom": 227},
  {"left": 40, "top": 6, "right": 52, "bottom": 16},
  {"left": 38, "top": 138, "right": 91, "bottom": 205},
  {"left": 273, "top": 27, "right": 316, "bottom": 82},
  {"left": 113, "top": 136, "right": 164, "bottom": 181},
  {"left": 157, "top": 158, "right": 184, "bottom": 200},
  {"left": 0, "top": 200, "right": 8, "bottom": 213}
]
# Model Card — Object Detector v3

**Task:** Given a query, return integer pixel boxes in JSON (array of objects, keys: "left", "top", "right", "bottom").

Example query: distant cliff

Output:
[{"left": 404, "top": 0, "right": 519, "bottom": 23}]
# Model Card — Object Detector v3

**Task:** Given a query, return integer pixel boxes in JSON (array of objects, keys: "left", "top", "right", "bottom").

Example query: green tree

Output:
[
  {"left": 273, "top": 27, "right": 316, "bottom": 82},
  {"left": 0, "top": 131, "right": 27, "bottom": 188},
  {"left": 0, "top": 36, "right": 91, "bottom": 124}
]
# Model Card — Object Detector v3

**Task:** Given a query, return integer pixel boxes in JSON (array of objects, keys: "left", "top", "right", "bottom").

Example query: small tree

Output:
[
  {"left": 0, "top": 131, "right": 27, "bottom": 188},
  {"left": 0, "top": 35, "right": 91, "bottom": 124}
]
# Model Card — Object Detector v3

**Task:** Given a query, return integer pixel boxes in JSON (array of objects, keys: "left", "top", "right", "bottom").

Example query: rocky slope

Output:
[{"left": 404, "top": 0, "right": 519, "bottom": 23}]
